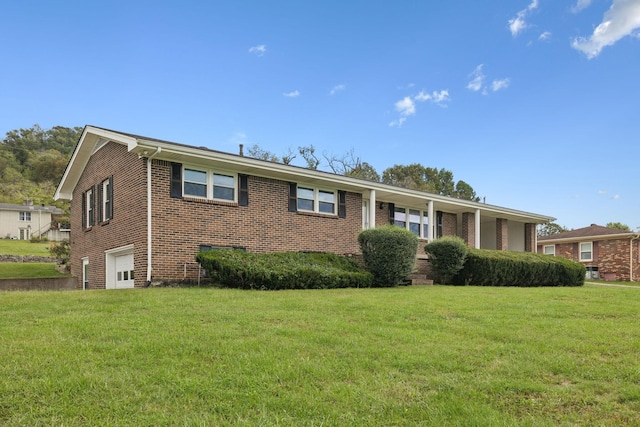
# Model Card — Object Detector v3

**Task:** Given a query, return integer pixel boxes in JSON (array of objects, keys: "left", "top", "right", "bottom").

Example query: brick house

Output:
[
  {"left": 537, "top": 224, "right": 640, "bottom": 282},
  {"left": 54, "top": 126, "right": 554, "bottom": 289}
]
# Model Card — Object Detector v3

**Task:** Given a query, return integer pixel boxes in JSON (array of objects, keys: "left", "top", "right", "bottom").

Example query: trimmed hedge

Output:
[
  {"left": 358, "top": 225, "right": 419, "bottom": 287},
  {"left": 195, "top": 250, "right": 373, "bottom": 290},
  {"left": 424, "top": 236, "right": 468, "bottom": 284},
  {"left": 451, "top": 249, "right": 585, "bottom": 287}
]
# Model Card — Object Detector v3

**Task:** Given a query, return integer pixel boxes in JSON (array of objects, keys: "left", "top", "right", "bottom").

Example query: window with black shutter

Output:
[
  {"left": 171, "top": 162, "right": 182, "bottom": 198},
  {"left": 238, "top": 174, "right": 249, "bottom": 206}
]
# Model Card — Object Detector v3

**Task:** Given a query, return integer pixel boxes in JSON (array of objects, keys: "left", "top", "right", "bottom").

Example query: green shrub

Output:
[
  {"left": 48, "top": 240, "right": 70, "bottom": 265},
  {"left": 195, "top": 250, "right": 373, "bottom": 290},
  {"left": 357, "top": 225, "right": 419, "bottom": 287},
  {"left": 424, "top": 236, "right": 468, "bottom": 284},
  {"left": 453, "top": 249, "right": 585, "bottom": 287}
]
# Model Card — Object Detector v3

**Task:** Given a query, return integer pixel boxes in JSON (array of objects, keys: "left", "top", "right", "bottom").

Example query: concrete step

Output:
[{"left": 406, "top": 273, "right": 434, "bottom": 286}]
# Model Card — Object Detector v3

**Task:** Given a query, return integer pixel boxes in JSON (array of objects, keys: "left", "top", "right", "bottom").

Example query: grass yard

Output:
[
  {"left": 0, "top": 262, "right": 68, "bottom": 279},
  {"left": 0, "top": 239, "right": 52, "bottom": 256},
  {"left": 1, "top": 285, "right": 639, "bottom": 426}
]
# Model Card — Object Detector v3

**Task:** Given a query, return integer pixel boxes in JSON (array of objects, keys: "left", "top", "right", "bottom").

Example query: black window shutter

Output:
[
  {"left": 89, "top": 186, "right": 95, "bottom": 227},
  {"left": 436, "top": 211, "right": 443, "bottom": 238},
  {"left": 171, "top": 162, "right": 182, "bottom": 198},
  {"left": 288, "top": 182, "right": 297, "bottom": 212},
  {"left": 97, "top": 182, "right": 103, "bottom": 223},
  {"left": 82, "top": 191, "right": 86, "bottom": 229},
  {"left": 238, "top": 174, "right": 249, "bottom": 206},
  {"left": 338, "top": 190, "right": 347, "bottom": 218},
  {"left": 388, "top": 202, "right": 395, "bottom": 225},
  {"left": 107, "top": 175, "right": 114, "bottom": 219}
]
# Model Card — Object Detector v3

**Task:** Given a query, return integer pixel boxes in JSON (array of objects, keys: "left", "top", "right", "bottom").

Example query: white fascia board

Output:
[{"left": 54, "top": 127, "right": 139, "bottom": 201}]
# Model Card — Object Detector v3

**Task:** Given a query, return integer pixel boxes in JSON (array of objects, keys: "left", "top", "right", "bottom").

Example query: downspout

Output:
[{"left": 144, "top": 147, "right": 161, "bottom": 287}]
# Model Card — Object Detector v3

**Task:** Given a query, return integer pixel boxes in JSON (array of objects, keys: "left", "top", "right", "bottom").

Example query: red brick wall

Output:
[
  {"left": 149, "top": 161, "right": 363, "bottom": 281},
  {"left": 70, "top": 142, "right": 147, "bottom": 289},
  {"left": 461, "top": 212, "right": 475, "bottom": 248},
  {"left": 537, "top": 238, "right": 639, "bottom": 281}
]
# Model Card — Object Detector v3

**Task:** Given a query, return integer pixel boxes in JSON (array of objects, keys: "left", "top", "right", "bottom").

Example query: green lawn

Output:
[
  {"left": 1, "top": 286, "right": 639, "bottom": 426},
  {"left": 0, "top": 262, "right": 68, "bottom": 279},
  {"left": 0, "top": 239, "right": 52, "bottom": 256}
]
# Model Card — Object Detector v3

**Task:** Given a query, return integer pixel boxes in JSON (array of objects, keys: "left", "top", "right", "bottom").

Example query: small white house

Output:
[{"left": 0, "top": 201, "right": 67, "bottom": 241}]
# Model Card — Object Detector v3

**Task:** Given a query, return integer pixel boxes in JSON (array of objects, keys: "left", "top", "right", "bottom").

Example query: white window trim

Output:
[
  {"left": 19, "top": 211, "right": 31, "bottom": 222},
  {"left": 543, "top": 245, "right": 555, "bottom": 256},
  {"left": 86, "top": 188, "right": 94, "bottom": 228},
  {"left": 101, "top": 178, "right": 111, "bottom": 222},
  {"left": 297, "top": 186, "right": 337, "bottom": 215},
  {"left": 394, "top": 205, "right": 429, "bottom": 239},
  {"left": 580, "top": 241, "right": 593, "bottom": 262},
  {"left": 183, "top": 166, "right": 237, "bottom": 202}
]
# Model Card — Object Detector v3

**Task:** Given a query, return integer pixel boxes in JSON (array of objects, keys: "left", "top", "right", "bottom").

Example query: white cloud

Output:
[
  {"left": 283, "top": 90, "right": 300, "bottom": 98},
  {"left": 539, "top": 31, "right": 552, "bottom": 41},
  {"left": 572, "top": 0, "right": 593, "bottom": 13},
  {"left": 508, "top": 0, "right": 539, "bottom": 36},
  {"left": 597, "top": 190, "right": 608, "bottom": 195},
  {"left": 612, "top": 194, "right": 621, "bottom": 200},
  {"left": 395, "top": 96, "right": 416, "bottom": 117},
  {"left": 389, "top": 89, "right": 449, "bottom": 127},
  {"left": 415, "top": 89, "right": 450, "bottom": 106},
  {"left": 330, "top": 84, "right": 346, "bottom": 95},
  {"left": 492, "top": 78, "right": 511, "bottom": 91},
  {"left": 248, "top": 44, "right": 267, "bottom": 56},
  {"left": 572, "top": 0, "right": 640, "bottom": 59},
  {"left": 467, "top": 64, "right": 485, "bottom": 92},
  {"left": 388, "top": 117, "right": 407, "bottom": 128}
]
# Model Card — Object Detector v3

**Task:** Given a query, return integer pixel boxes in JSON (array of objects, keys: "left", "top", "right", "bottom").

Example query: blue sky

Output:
[{"left": 2, "top": 0, "right": 639, "bottom": 230}]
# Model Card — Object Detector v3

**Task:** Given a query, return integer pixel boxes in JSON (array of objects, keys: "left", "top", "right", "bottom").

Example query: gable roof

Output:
[
  {"left": 55, "top": 125, "right": 555, "bottom": 225},
  {"left": 538, "top": 224, "right": 636, "bottom": 243}
]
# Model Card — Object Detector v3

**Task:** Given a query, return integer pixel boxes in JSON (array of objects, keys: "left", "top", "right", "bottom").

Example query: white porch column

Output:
[
  {"left": 475, "top": 208, "right": 481, "bottom": 249},
  {"left": 369, "top": 189, "right": 376, "bottom": 229},
  {"left": 428, "top": 200, "right": 434, "bottom": 241}
]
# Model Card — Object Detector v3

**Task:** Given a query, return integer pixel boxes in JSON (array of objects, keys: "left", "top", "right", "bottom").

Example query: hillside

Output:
[{"left": 0, "top": 125, "right": 82, "bottom": 213}]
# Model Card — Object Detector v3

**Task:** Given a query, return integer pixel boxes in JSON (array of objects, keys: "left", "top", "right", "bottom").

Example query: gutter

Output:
[{"left": 143, "top": 147, "right": 161, "bottom": 286}]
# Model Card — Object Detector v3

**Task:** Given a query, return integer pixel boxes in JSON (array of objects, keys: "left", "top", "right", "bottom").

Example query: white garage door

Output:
[{"left": 114, "top": 253, "right": 135, "bottom": 289}]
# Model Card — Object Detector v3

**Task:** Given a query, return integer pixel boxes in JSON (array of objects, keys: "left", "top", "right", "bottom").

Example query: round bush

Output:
[
  {"left": 424, "top": 236, "right": 468, "bottom": 284},
  {"left": 357, "top": 225, "right": 419, "bottom": 287}
]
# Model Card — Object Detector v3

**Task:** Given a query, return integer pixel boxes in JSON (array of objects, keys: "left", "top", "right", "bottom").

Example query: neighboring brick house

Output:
[
  {"left": 0, "top": 201, "right": 66, "bottom": 241},
  {"left": 54, "top": 126, "right": 554, "bottom": 289},
  {"left": 537, "top": 224, "right": 640, "bottom": 281}
]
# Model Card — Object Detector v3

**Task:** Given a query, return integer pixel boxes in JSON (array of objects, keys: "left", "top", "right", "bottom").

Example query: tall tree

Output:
[
  {"left": 537, "top": 222, "right": 568, "bottom": 236},
  {"left": 381, "top": 163, "right": 479, "bottom": 201},
  {"left": 606, "top": 222, "right": 630, "bottom": 231}
]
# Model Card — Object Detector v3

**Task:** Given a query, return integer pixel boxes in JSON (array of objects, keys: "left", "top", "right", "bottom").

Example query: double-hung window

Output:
[
  {"left": 184, "top": 169, "right": 208, "bottom": 198},
  {"left": 393, "top": 206, "right": 429, "bottom": 238},
  {"left": 19, "top": 212, "right": 31, "bottom": 221},
  {"left": 83, "top": 187, "right": 95, "bottom": 229},
  {"left": 183, "top": 167, "right": 236, "bottom": 202},
  {"left": 297, "top": 187, "right": 336, "bottom": 214},
  {"left": 99, "top": 177, "right": 113, "bottom": 222},
  {"left": 580, "top": 242, "right": 593, "bottom": 262},
  {"left": 543, "top": 245, "right": 555, "bottom": 256},
  {"left": 213, "top": 173, "right": 235, "bottom": 200}
]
